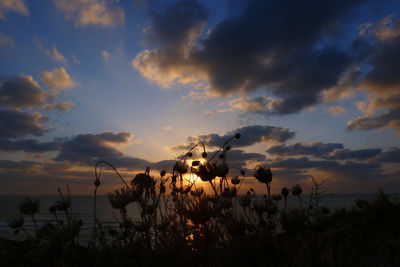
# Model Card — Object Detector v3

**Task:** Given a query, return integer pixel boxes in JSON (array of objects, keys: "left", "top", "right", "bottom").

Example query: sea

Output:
[{"left": 1, "top": 193, "right": 398, "bottom": 242}]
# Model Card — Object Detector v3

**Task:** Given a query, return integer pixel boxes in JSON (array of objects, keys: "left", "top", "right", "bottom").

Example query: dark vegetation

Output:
[{"left": 1, "top": 134, "right": 400, "bottom": 266}]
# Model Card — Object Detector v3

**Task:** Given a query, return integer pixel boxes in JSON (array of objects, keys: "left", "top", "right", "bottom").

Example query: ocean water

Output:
[{"left": 1, "top": 193, "right": 398, "bottom": 241}]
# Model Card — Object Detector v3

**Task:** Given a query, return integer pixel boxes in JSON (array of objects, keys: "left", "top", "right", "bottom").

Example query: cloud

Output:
[
  {"left": 42, "top": 101, "right": 74, "bottom": 112},
  {"left": 101, "top": 50, "right": 110, "bottom": 64},
  {"left": 0, "top": 0, "right": 28, "bottom": 19},
  {"left": 327, "top": 148, "right": 382, "bottom": 160},
  {"left": 0, "top": 138, "right": 60, "bottom": 152},
  {"left": 267, "top": 142, "right": 344, "bottom": 158},
  {"left": 54, "top": 0, "right": 124, "bottom": 27},
  {"left": 172, "top": 125, "right": 295, "bottom": 150},
  {"left": 54, "top": 131, "right": 134, "bottom": 164},
  {"left": 40, "top": 67, "right": 74, "bottom": 93},
  {"left": 0, "top": 76, "right": 47, "bottom": 108},
  {"left": 271, "top": 157, "right": 385, "bottom": 179},
  {"left": 134, "top": 0, "right": 364, "bottom": 114},
  {"left": 71, "top": 54, "right": 80, "bottom": 64},
  {"left": 162, "top": 125, "right": 172, "bottom": 132},
  {"left": 45, "top": 46, "right": 67, "bottom": 64},
  {"left": 346, "top": 15, "right": 400, "bottom": 132},
  {"left": 327, "top": 106, "right": 346, "bottom": 116},
  {"left": 0, "top": 160, "right": 41, "bottom": 170},
  {"left": 52, "top": 131, "right": 179, "bottom": 172},
  {"left": 375, "top": 147, "right": 400, "bottom": 163},
  {"left": 204, "top": 110, "right": 215, "bottom": 116},
  {"left": 347, "top": 109, "right": 400, "bottom": 133},
  {"left": 229, "top": 96, "right": 271, "bottom": 114},
  {"left": 132, "top": 1, "right": 208, "bottom": 87},
  {"left": 0, "top": 109, "right": 48, "bottom": 138},
  {"left": 0, "top": 32, "right": 14, "bottom": 52}
]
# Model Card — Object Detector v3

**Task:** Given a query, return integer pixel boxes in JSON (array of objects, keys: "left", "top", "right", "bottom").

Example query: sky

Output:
[{"left": 0, "top": 0, "right": 399, "bottom": 195}]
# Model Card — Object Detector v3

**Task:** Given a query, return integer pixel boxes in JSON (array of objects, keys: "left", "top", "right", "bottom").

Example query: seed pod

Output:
[
  {"left": 202, "top": 152, "right": 208, "bottom": 158},
  {"left": 235, "top": 133, "right": 241, "bottom": 139}
]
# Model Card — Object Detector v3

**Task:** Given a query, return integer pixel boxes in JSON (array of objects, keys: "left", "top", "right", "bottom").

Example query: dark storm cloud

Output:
[
  {"left": 0, "top": 109, "right": 48, "bottom": 138},
  {"left": 0, "top": 138, "right": 60, "bottom": 152},
  {"left": 0, "top": 76, "right": 47, "bottom": 108},
  {"left": 328, "top": 148, "right": 382, "bottom": 160},
  {"left": 267, "top": 142, "right": 343, "bottom": 157},
  {"left": 271, "top": 157, "right": 385, "bottom": 179},
  {"left": 134, "top": 0, "right": 365, "bottom": 114},
  {"left": 172, "top": 125, "right": 295, "bottom": 150}
]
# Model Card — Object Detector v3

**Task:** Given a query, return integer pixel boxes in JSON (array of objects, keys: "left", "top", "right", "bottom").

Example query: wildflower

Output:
[
  {"left": 108, "top": 187, "right": 141, "bottom": 209},
  {"left": 55, "top": 199, "right": 71, "bottom": 211},
  {"left": 131, "top": 172, "right": 155, "bottom": 190},
  {"left": 254, "top": 166, "right": 273, "bottom": 184},
  {"left": 7, "top": 215, "right": 24, "bottom": 229},
  {"left": 281, "top": 187, "right": 289, "bottom": 197},
  {"left": 19, "top": 198, "right": 39, "bottom": 215},
  {"left": 48, "top": 205, "right": 57, "bottom": 214},
  {"left": 291, "top": 184, "right": 303, "bottom": 196},
  {"left": 231, "top": 176, "right": 240, "bottom": 185},
  {"left": 173, "top": 161, "right": 188, "bottom": 174},
  {"left": 193, "top": 162, "right": 217, "bottom": 182}
]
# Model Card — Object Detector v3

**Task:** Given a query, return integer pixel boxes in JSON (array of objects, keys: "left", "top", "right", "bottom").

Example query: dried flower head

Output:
[
  {"left": 291, "top": 184, "right": 303, "bottom": 196},
  {"left": 131, "top": 172, "right": 156, "bottom": 190},
  {"left": 254, "top": 166, "right": 273, "bottom": 184},
  {"left": 193, "top": 162, "right": 217, "bottom": 182},
  {"left": 231, "top": 176, "right": 240, "bottom": 185},
  {"left": 173, "top": 161, "right": 188, "bottom": 174},
  {"left": 19, "top": 198, "right": 39, "bottom": 215},
  {"left": 108, "top": 187, "right": 141, "bottom": 209},
  {"left": 281, "top": 187, "right": 289, "bottom": 197},
  {"left": 7, "top": 215, "right": 24, "bottom": 229}
]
